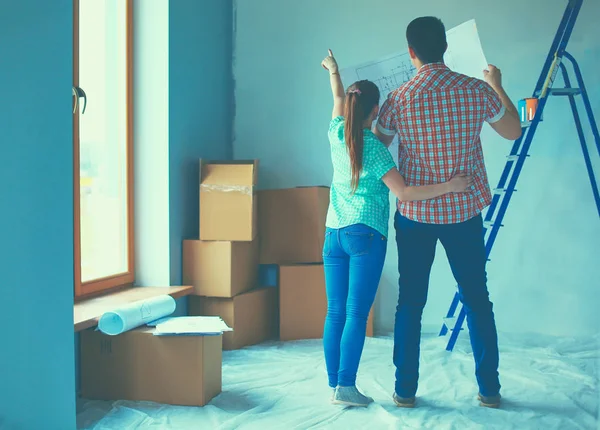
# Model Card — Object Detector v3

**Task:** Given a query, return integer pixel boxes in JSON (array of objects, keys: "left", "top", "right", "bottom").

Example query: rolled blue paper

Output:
[{"left": 98, "top": 295, "right": 177, "bottom": 335}]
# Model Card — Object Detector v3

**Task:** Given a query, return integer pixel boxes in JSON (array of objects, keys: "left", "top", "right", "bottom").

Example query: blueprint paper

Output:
[
  {"left": 340, "top": 50, "right": 417, "bottom": 99},
  {"left": 340, "top": 19, "right": 488, "bottom": 164},
  {"left": 97, "top": 295, "right": 177, "bottom": 335},
  {"left": 151, "top": 316, "right": 232, "bottom": 336},
  {"left": 444, "top": 20, "right": 489, "bottom": 79}
]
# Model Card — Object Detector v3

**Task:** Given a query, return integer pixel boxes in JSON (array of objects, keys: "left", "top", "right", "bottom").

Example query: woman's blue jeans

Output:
[{"left": 322, "top": 224, "right": 387, "bottom": 388}]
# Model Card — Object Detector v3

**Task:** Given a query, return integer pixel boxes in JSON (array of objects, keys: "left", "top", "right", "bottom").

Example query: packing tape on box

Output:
[
  {"left": 97, "top": 295, "right": 177, "bottom": 336},
  {"left": 200, "top": 184, "right": 252, "bottom": 195}
]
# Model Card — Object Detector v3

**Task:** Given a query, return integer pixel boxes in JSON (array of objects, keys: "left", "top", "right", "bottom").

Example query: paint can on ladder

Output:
[{"left": 518, "top": 97, "right": 539, "bottom": 123}]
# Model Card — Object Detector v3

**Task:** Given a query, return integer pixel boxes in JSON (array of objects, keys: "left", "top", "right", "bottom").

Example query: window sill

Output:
[{"left": 74, "top": 285, "right": 193, "bottom": 332}]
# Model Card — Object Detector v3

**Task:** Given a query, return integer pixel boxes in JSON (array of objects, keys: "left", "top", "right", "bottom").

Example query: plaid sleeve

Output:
[
  {"left": 328, "top": 116, "right": 345, "bottom": 141},
  {"left": 376, "top": 93, "right": 398, "bottom": 136},
  {"left": 367, "top": 137, "right": 396, "bottom": 179},
  {"left": 482, "top": 83, "right": 506, "bottom": 124}
]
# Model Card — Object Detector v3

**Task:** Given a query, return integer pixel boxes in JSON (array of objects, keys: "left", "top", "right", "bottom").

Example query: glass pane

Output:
[{"left": 78, "top": 0, "right": 129, "bottom": 283}]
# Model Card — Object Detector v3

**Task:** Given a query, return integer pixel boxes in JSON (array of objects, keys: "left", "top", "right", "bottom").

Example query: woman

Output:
[{"left": 321, "top": 50, "right": 472, "bottom": 407}]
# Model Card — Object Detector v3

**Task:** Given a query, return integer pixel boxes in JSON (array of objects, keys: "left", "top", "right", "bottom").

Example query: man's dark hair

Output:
[{"left": 406, "top": 17, "right": 447, "bottom": 64}]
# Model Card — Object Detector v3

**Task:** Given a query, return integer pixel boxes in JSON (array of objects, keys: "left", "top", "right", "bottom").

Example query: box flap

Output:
[{"left": 200, "top": 159, "right": 258, "bottom": 186}]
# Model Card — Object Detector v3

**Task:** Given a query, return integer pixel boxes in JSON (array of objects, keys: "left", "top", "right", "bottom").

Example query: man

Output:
[{"left": 374, "top": 16, "right": 521, "bottom": 409}]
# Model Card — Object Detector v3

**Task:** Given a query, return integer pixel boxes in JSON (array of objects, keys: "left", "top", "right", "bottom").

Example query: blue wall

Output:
[
  {"left": 0, "top": 1, "right": 76, "bottom": 429},
  {"left": 169, "top": 0, "right": 234, "bottom": 285}
]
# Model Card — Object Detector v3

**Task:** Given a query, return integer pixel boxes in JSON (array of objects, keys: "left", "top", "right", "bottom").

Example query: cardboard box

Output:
[
  {"left": 199, "top": 160, "right": 258, "bottom": 241},
  {"left": 183, "top": 239, "right": 258, "bottom": 298},
  {"left": 279, "top": 264, "right": 374, "bottom": 341},
  {"left": 189, "top": 287, "right": 278, "bottom": 350},
  {"left": 258, "top": 187, "right": 329, "bottom": 264},
  {"left": 80, "top": 327, "right": 222, "bottom": 406}
]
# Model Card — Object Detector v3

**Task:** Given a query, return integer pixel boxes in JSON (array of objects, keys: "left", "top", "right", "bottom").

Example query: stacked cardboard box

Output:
[
  {"left": 278, "top": 264, "right": 374, "bottom": 341},
  {"left": 198, "top": 159, "right": 258, "bottom": 242},
  {"left": 189, "top": 288, "right": 278, "bottom": 350},
  {"left": 258, "top": 187, "right": 330, "bottom": 265},
  {"left": 185, "top": 160, "right": 278, "bottom": 350},
  {"left": 258, "top": 186, "right": 374, "bottom": 341}
]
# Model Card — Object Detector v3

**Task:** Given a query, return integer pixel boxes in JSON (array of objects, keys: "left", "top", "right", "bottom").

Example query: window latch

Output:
[{"left": 72, "top": 86, "right": 87, "bottom": 114}]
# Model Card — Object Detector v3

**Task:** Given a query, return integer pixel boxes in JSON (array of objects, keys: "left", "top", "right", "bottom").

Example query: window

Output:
[{"left": 73, "top": 0, "right": 134, "bottom": 298}]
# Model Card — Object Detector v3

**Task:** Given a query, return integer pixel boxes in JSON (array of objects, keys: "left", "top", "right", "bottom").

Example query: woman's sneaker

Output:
[
  {"left": 392, "top": 392, "right": 416, "bottom": 408},
  {"left": 333, "top": 386, "right": 374, "bottom": 407}
]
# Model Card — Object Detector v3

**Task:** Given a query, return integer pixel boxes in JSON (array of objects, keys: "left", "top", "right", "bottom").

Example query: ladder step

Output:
[
  {"left": 549, "top": 88, "right": 582, "bottom": 96},
  {"left": 442, "top": 317, "right": 465, "bottom": 331},
  {"left": 507, "top": 154, "right": 530, "bottom": 161},
  {"left": 492, "top": 188, "right": 517, "bottom": 194},
  {"left": 483, "top": 221, "right": 504, "bottom": 229},
  {"left": 521, "top": 119, "right": 545, "bottom": 128}
]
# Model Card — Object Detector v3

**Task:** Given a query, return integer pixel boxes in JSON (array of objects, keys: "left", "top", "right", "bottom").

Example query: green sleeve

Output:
[{"left": 328, "top": 116, "right": 345, "bottom": 141}]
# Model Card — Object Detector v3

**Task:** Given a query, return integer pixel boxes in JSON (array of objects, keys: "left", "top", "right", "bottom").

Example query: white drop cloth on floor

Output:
[{"left": 77, "top": 333, "right": 599, "bottom": 429}]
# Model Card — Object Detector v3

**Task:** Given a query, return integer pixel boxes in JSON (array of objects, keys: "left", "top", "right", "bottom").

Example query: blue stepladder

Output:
[{"left": 439, "top": 0, "right": 600, "bottom": 352}]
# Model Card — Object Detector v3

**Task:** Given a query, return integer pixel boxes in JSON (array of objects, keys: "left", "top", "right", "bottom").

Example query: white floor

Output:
[{"left": 77, "top": 333, "right": 599, "bottom": 430}]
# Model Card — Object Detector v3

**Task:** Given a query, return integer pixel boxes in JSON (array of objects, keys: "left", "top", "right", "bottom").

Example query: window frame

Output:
[{"left": 73, "top": 0, "right": 135, "bottom": 299}]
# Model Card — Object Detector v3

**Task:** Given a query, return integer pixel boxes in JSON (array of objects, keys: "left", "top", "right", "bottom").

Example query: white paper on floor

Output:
[{"left": 77, "top": 333, "right": 599, "bottom": 430}]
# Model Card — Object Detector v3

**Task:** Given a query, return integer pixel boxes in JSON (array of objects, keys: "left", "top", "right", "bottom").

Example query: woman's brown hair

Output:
[{"left": 344, "top": 80, "right": 380, "bottom": 192}]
